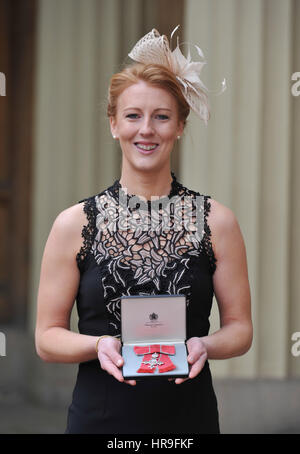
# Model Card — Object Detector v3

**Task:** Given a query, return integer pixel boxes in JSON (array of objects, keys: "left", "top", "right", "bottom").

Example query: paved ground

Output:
[{"left": 0, "top": 391, "right": 67, "bottom": 434}]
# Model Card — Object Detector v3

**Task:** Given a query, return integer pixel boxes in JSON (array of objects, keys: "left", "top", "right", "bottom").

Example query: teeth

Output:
[{"left": 137, "top": 144, "right": 157, "bottom": 151}]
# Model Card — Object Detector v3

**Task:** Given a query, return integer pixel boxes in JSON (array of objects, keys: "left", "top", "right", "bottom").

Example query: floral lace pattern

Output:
[{"left": 76, "top": 174, "right": 216, "bottom": 335}]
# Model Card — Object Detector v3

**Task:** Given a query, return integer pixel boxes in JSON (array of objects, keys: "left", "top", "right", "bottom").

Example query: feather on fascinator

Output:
[{"left": 128, "top": 25, "right": 226, "bottom": 125}]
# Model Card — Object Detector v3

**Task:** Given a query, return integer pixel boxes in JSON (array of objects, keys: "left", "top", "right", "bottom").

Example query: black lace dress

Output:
[{"left": 65, "top": 174, "right": 220, "bottom": 434}]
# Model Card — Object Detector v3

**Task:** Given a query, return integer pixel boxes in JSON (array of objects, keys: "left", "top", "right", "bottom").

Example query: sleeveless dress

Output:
[{"left": 65, "top": 173, "right": 220, "bottom": 434}]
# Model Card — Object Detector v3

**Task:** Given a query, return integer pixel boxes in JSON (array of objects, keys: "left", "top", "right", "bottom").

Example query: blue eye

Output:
[
  {"left": 126, "top": 113, "right": 139, "bottom": 119},
  {"left": 156, "top": 114, "right": 169, "bottom": 120}
]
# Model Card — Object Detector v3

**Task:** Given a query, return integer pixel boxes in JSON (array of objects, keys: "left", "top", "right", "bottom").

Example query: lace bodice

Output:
[{"left": 75, "top": 174, "right": 217, "bottom": 337}]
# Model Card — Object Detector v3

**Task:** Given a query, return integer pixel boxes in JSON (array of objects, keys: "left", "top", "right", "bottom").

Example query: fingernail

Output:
[{"left": 117, "top": 359, "right": 123, "bottom": 367}]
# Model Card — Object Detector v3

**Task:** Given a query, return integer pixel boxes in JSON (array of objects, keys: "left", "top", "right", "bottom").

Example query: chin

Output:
[
  {"left": 131, "top": 160, "right": 168, "bottom": 174},
  {"left": 126, "top": 152, "right": 170, "bottom": 173}
]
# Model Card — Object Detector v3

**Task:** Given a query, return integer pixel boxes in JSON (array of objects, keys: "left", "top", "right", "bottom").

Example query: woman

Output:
[{"left": 35, "top": 28, "right": 252, "bottom": 434}]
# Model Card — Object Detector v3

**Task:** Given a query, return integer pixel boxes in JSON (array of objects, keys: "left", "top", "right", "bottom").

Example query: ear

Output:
[
  {"left": 177, "top": 120, "right": 185, "bottom": 138},
  {"left": 109, "top": 116, "right": 117, "bottom": 138}
]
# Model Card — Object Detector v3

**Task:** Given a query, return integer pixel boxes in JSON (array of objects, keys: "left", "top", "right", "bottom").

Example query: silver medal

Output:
[{"left": 142, "top": 352, "right": 164, "bottom": 369}]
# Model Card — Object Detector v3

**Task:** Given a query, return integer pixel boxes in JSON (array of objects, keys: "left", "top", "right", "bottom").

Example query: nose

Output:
[{"left": 139, "top": 116, "right": 154, "bottom": 135}]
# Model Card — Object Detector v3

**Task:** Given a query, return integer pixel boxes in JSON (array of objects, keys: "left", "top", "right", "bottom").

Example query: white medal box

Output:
[{"left": 120, "top": 294, "right": 189, "bottom": 380}]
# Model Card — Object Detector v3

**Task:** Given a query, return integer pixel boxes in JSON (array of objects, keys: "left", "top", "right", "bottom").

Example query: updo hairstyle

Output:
[{"left": 107, "top": 63, "right": 190, "bottom": 126}]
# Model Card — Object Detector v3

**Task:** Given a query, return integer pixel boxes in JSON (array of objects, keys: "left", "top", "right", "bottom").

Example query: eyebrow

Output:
[{"left": 122, "top": 107, "right": 172, "bottom": 112}]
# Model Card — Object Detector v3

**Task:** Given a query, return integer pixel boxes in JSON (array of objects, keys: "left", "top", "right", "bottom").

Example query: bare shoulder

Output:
[
  {"left": 206, "top": 198, "right": 244, "bottom": 260},
  {"left": 52, "top": 201, "right": 86, "bottom": 232},
  {"left": 207, "top": 198, "right": 238, "bottom": 230},
  {"left": 45, "top": 201, "right": 87, "bottom": 258}
]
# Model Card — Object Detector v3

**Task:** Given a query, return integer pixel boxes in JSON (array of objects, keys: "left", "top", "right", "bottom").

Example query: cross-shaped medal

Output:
[{"left": 142, "top": 352, "right": 164, "bottom": 369}]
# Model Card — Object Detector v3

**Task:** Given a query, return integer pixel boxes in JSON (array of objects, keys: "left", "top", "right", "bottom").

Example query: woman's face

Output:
[{"left": 110, "top": 81, "right": 184, "bottom": 174}]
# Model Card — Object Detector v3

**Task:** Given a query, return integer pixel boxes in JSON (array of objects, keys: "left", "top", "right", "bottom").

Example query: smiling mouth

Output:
[{"left": 134, "top": 142, "right": 159, "bottom": 152}]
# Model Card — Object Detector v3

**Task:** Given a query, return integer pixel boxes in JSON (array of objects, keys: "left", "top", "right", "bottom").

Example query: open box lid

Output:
[{"left": 120, "top": 294, "right": 186, "bottom": 344}]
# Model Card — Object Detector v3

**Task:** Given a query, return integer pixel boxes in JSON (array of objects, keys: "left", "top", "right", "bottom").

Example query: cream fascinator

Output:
[{"left": 128, "top": 25, "right": 226, "bottom": 125}]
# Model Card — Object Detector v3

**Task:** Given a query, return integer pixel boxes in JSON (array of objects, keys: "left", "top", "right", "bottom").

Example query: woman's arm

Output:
[
  {"left": 35, "top": 203, "right": 135, "bottom": 384},
  {"left": 176, "top": 199, "right": 253, "bottom": 384},
  {"left": 202, "top": 198, "right": 253, "bottom": 357},
  {"left": 35, "top": 203, "right": 99, "bottom": 363}
]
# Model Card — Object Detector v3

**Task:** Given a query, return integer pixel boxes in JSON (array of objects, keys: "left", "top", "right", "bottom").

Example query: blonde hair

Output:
[{"left": 107, "top": 63, "right": 190, "bottom": 125}]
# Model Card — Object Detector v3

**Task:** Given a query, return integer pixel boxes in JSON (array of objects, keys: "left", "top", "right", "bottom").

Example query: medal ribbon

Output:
[{"left": 133, "top": 344, "right": 176, "bottom": 373}]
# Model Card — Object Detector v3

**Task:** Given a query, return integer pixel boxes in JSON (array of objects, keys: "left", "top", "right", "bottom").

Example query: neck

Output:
[{"left": 119, "top": 166, "right": 173, "bottom": 200}]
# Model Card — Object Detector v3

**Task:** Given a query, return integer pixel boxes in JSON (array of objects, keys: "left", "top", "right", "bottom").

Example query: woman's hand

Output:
[
  {"left": 174, "top": 337, "right": 207, "bottom": 385},
  {"left": 97, "top": 336, "right": 136, "bottom": 386}
]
